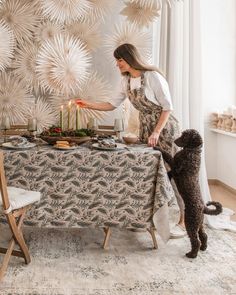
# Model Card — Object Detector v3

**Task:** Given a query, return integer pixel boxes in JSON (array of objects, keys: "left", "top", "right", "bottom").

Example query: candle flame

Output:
[
  {"left": 68, "top": 100, "right": 72, "bottom": 107},
  {"left": 61, "top": 105, "right": 63, "bottom": 110}
]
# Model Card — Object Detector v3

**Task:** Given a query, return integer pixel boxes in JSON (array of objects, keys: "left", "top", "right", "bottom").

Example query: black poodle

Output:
[{"left": 154, "top": 129, "right": 222, "bottom": 258}]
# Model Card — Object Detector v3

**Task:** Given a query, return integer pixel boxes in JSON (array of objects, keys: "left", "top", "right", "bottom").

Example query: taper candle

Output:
[
  {"left": 67, "top": 100, "right": 71, "bottom": 130},
  {"left": 60, "top": 105, "right": 64, "bottom": 130},
  {"left": 76, "top": 105, "right": 80, "bottom": 130}
]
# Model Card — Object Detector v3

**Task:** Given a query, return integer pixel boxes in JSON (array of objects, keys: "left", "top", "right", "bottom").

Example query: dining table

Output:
[{"left": 0, "top": 143, "right": 175, "bottom": 242}]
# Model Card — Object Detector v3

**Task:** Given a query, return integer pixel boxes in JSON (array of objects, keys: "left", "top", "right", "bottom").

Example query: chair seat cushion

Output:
[{"left": 0, "top": 186, "right": 41, "bottom": 213}]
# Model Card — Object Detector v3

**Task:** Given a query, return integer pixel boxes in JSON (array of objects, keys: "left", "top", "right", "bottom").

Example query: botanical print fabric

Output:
[
  {"left": 1, "top": 146, "right": 174, "bottom": 229},
  {"left": 127, "top": 73, "right": 180, "bottom": 156}
]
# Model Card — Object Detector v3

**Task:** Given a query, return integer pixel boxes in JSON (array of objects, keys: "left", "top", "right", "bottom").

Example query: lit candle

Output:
[
  {"left": 28, "top": 118, "right": 37, "bottom": 131},
  {"left": 1, "top": 117, "right": 10, "bottom": 130},
  {"left": 76, "top": 105, "right": 80, "bottom": 130},
  {"left": 60, "top": 105, "right": 64, "bottom": 130},
  {"left": 67, "top": 100, "right": 71, "bottom": 130}
]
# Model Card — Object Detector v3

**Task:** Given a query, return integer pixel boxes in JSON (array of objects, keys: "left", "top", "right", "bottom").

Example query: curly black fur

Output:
[{"left": 154, "top": 129, "right": 222, "bottom": 258}]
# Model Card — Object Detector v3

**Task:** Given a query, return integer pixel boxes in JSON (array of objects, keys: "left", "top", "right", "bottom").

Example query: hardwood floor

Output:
[{"left": 209, "top": 183, "right": 236, "bottom": 221}]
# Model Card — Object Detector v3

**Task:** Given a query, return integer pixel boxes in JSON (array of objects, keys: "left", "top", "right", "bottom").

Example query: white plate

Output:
[
  {"left": 2, "top": 142, "right": 36, "bottom": 150},
  {"left": 53, "top": 145, "right": 79, "bottom": 150},
  {"left": 92, "top": 143, "right": 126, "bottom": 151}
]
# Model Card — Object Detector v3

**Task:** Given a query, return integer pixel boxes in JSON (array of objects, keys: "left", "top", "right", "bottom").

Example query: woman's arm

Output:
[
  {"left": 148, "top": 110, "right": 171, "bottom": 147},
  {"left": 76, "top": 99, "right": 116, "bottom": 111}
]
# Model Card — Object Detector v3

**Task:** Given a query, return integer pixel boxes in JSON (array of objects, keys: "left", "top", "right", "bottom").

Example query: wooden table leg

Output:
[
  {"left": 103, "top": 227, "right": 111, "bottom": 249},
  {"left": 147, "top": 228, "right": 158, "bottom": 249}
]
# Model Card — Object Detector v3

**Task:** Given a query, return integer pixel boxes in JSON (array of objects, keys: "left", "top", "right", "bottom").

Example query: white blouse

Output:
[{"left": 110, "top": 71, "right": 173, "bottom": 111}]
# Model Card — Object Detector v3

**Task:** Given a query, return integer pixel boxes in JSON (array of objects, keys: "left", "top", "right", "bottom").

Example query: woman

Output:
[{"left": 76, "top": 43, "right": 185, "bottom": 238}]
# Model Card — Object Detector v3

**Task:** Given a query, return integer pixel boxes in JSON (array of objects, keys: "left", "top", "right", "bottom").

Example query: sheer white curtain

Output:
[{"left": 155, "top": 0, "right": 236, "bottom": 231}]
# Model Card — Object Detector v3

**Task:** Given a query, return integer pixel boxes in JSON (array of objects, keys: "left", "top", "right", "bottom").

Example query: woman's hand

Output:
[
  {"left": 75, "top": 99, "right": 91, "bottom": 108},
  {"left": 148, "top": 131, "right": 160, "bottom": 147},
  {"left": 75, "top": 100, "right": 115, "bottom": 111}
]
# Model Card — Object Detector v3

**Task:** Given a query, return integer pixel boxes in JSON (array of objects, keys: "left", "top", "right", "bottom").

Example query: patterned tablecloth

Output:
[{"left": 1, "top": 145, "right": 175, "bottom": 230}]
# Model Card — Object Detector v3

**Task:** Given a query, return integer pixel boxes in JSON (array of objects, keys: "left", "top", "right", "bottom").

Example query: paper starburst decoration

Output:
[
  {"left": 0, "top": 0, "right": 39, "bottom": 45},
  {"left": 25, "top": 97, "right": 57, "bottom": 133},
  {"left": 13, "top": 42, "right": 43, "bottom": 95},
  {"left": 0, "top": 21, "right": 15, "bottom": 71},
  {"left": 40, "top": 0, "right": 91, "bottom": 24},
  {"left": 105, "top": 23, "right": 152, "bottom": 61},
  {"left": 75, "top": 71, "right": 111, "bottom": 126},
  {"left": 50, "top": 71, "right": 110, "bottom": 128},
  {"left": 87, "top": 0, "right": 116, "bottom": 23},
  {"left": 121, "top": 0, "right": 161, "bottom": 27},
  {"left": 34, "top": 21, "right": 64, "bottom": 44},
  {"left": 0, "top": 72, "right": 33, "bottom": 124},
  {"left": 36, "top": 34, "right": 91, "bottom": 96},
  {"left": 65, "top": 22, "right": 101, "bottom": 52}
]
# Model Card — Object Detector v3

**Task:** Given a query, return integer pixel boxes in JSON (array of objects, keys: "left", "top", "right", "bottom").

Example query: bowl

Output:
[{"left": 122, "top": 136, "right": 138, "bottom": 144}]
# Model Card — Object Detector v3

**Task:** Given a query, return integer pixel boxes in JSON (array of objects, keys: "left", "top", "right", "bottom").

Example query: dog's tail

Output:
[{"left": 203, "top": 201, "right": 223, "bottom": 215}]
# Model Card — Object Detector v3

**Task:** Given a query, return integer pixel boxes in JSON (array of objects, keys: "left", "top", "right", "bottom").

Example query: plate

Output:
[
  {"left": 53, "top": 145, "right": 79, "bottom": 150},
  {"left": 92, "top": 143, "right": 126, "bottom": 151},
  {"left": 2, "top": 142, "right": 36, "bottom": 150}
]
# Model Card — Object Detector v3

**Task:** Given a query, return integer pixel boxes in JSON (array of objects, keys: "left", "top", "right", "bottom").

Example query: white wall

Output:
[{"left": 201, "top": 0, "right": 236, "bottom": 188}]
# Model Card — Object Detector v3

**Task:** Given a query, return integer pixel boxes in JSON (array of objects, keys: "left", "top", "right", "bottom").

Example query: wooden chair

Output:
[
  {"left": 5, "top": 125, "right": 28, "bottom": 136},
  {"left": 95, "top": 125, "right": 117, "bottom": 136},
  {"left": 0, "top": 152, "right": 40, "bottom": 281}
]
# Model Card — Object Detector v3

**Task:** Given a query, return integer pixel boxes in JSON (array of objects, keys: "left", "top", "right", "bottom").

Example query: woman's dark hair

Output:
[{"left": 113, "top": 43, "right": 163, "bottom": 76}]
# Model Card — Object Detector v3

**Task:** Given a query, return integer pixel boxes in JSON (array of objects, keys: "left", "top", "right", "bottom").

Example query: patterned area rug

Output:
[{"left": 0, "top": 208, "right": 236, "bottom": 295}]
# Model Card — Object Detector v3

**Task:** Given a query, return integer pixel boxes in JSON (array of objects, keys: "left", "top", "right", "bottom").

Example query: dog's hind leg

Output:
[
  {"left": 185, "top": 223, "right": 201, "bottom": 258},
  {"left": 186, "top": 233, "right": 200, "bottom": 258},
  {"left": 199, "top": 225, "right": 208, "bottom": 251}
]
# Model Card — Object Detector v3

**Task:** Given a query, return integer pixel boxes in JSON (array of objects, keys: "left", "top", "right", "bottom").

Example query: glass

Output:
[
  {"left": 114, "top": 118, "right": 124, "bottom": 132},
  {"left": 27, "top": 118, "right": 37, "bottom": 140},
  {"left": 0, "top": 117, "right": 11, "bottom": 143},
  {"left": 114, "top": 119, "right": 124, "bottom": 141},
  {"left": 87, "top": 118, "right": 98, "bottom": 131}
]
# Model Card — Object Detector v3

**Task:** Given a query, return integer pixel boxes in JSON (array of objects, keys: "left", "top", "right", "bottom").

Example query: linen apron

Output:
[
  {"left": 127, "top": 72, "right": 185, "bottom": 214},
  {"left": 127, "top": 72, "right": 180, "bottom": 156}
]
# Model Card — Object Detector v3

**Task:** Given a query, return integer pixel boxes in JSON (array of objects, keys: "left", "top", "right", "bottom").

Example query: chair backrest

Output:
[
  {"left": 0, "top": 152, "right": 10, "bottom": 211},
  {"left": 96, "top": 125, "right": 117, "bottom": 136},
  {"left": 6, "top": 125, "right": 28, "bottom": 136}
]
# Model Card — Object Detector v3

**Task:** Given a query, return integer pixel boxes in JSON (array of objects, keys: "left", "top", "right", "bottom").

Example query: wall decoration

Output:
[
  {"left": 13, "top": 41, "right": 42, "bottom": 95},
  {"left": 121, "top": 0, "right": 161, "bottom": 28},
  {"left": 87, "top": 0, "right": 116, "bottom": 23},
  {"left": 34, "top": 21, "right": 64, "bottom": 44},
  {"left": 50, "top": 71, "right": 111, "bottom": 128},
  {"left": 105, "top": 23, "right": 152, "bottom": 62},
  {"left": 0, "top": 0, "right": 161, "bottom": 128},
  {"left": 75, "top": 71, "right": 112, "bottom": 126},
  {"left": 25, "top": 97, "right": 57, "bottom": 133},
  {"left": 0, "top": 72, "right": 33, "bottom": 124},
  {"left": 40, "top": 0, "right": 91, "bottom": 24},
  {"left": 0, "top": 21, "right": 15, "bottom": 71},
  {"left": 65, "top": 22, "right": 101, "bottom": 52},
  {"left": 36, "top": 34, "right": 91, "bottom": 96},
  {"left": 0, "top": 0, "right": 39, "bottom": 45}
]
